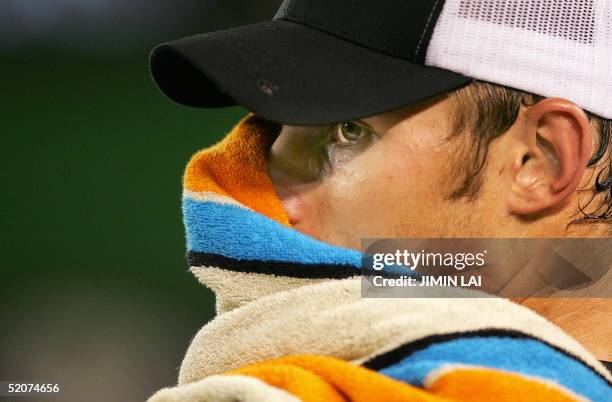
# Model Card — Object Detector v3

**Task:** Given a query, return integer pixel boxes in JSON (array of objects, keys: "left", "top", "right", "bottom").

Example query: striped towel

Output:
[{"left": 148, "top": 115, "right": 612, "bottom": 402}]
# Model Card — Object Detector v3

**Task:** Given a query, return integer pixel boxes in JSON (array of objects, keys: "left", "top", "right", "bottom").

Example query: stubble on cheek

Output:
[
  {"left": 360, "top": 130, "right": 465, "bottom": 238},
  {"left": 315, "top": 142, "right": 417, "bottom": 246}
]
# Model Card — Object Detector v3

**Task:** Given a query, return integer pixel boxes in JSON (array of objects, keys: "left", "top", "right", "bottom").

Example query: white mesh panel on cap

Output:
[{"left": 426, "top": 0, "right": 612, "bottom": 119}]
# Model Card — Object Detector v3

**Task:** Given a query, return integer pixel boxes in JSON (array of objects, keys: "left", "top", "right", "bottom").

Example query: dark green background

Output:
[{"left": 1, "top": 1, "right": 280, "bottom": 401}]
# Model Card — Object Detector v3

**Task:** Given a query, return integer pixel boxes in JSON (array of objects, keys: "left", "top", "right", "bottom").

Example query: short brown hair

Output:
[{"left": 447, "top": 81, "right": 612, "bottom": 227}]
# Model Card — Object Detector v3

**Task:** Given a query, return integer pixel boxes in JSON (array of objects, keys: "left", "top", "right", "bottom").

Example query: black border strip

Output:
[
  {"left": 187, "top": 251, "right": 360, "bottom": 279},
  {"left": 362, "top": 328, "right": 612, "bottom": 387}
]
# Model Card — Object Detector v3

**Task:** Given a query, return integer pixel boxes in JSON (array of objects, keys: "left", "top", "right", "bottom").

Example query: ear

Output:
[{"left": 507, "top": 98, "right": 592, "bottom": 215}]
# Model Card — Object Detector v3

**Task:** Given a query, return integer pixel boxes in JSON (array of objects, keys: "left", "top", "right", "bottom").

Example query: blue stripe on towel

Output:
[
  {"left": 183, "top": 197, "right": 362, "bottom": 267},
  {"left": 379, "top": 337, "right": 612, "bottom": 402}
]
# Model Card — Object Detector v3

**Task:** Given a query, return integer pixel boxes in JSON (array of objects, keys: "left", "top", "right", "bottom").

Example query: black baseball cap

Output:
[{"left": 150, "top": 0, "right": 472, "bottom": 125}]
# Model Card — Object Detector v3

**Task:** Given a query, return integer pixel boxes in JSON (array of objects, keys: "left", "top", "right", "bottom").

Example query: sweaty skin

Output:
[{"left": 268, "top": 94, "right": 611, "bottom": 361}]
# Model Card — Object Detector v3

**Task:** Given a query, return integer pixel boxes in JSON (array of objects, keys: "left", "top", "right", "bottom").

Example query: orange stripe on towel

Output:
[
  {"left": 227, "top": 355, "right": 451, "bottom": 402},
  {"left": 183, "top": 115, "right": 290, "bottom": 225},
  {"left": 425, "top": 366, "right": 582, "bottom": 402},
  {"left": 225, "top": 355, "right": 582, "bottom": 402}
]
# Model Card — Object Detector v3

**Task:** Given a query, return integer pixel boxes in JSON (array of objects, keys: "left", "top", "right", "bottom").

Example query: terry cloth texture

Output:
[
  {"left": 147, "top": 374, "right": 299, "bottom": 402},
  {"left": 148, "top": 115, "right": 612, "bottom": 401}
]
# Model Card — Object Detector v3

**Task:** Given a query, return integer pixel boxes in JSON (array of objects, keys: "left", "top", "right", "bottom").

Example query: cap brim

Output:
[{"left": 150, "top": 19, "right": 471, "bottom": 125}]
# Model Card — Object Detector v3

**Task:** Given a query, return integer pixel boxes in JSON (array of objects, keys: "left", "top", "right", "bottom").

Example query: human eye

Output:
[
  {"left": 333, "top": 121, "right": 375, "bottom": 144},
  {"left": 319, "top": 120, "right": 378, "bottom": 175}
]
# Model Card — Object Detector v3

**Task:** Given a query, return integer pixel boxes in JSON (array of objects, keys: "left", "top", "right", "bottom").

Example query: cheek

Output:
[
  {"left": 321, "top": 142, "right": 433, "bottom": 233},
  {"left": 291, "top": 131, "right": 455, "bottom": 246}
]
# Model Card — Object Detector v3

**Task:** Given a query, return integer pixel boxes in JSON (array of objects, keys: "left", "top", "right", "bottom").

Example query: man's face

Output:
[
  {"left": 268, "top": 95, "right": 498, "bottom": 249},
  {"left": 268, "top": 93, "right": 609, "bottom": 360}
]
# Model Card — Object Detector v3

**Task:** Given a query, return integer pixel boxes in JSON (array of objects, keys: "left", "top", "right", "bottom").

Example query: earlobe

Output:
[{"left": 507, "top": 98, "right": 592, "bottom": 216}]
